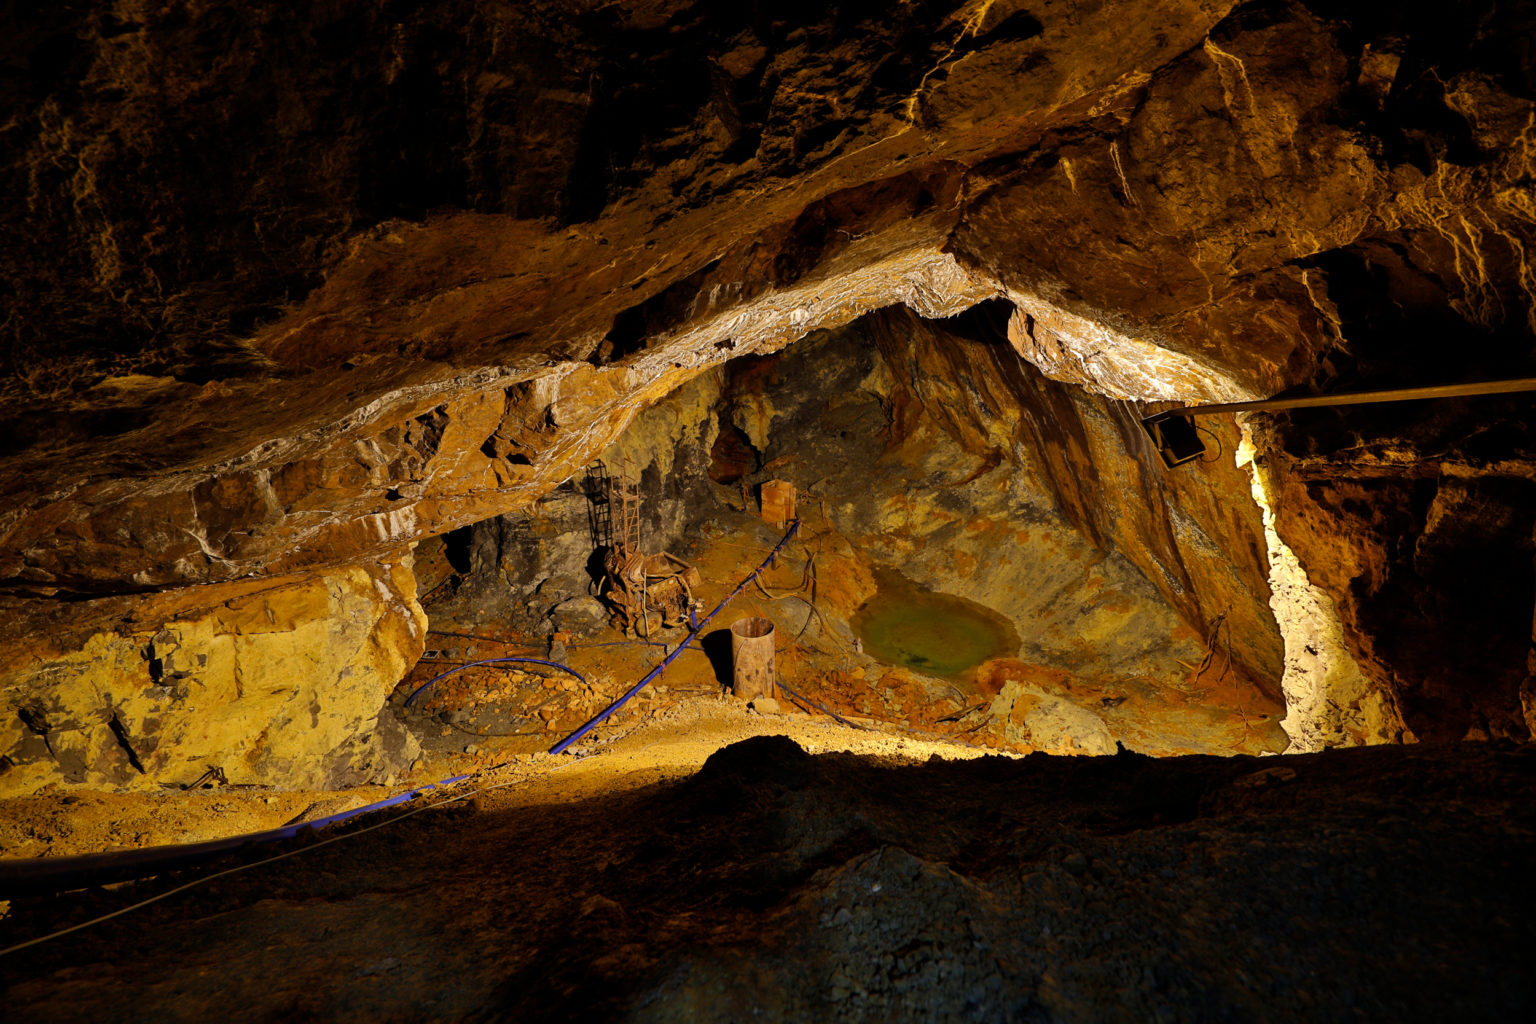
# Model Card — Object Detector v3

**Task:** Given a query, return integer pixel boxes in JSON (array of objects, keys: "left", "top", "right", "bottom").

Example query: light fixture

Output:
[{"left": 1142, "top": 376, "right": 1536, "bottom": 470}]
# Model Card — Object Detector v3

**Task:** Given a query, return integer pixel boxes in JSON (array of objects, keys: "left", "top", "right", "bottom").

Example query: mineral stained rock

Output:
[
  {"left": 0, "top": 557, "right": 424, "bottom": 794},
  {"left": 2, "top": 0, "right": 1535, "bottom": 773},
  {"left": 643, "top": 308, "right": 1289, "bottom": 754}
]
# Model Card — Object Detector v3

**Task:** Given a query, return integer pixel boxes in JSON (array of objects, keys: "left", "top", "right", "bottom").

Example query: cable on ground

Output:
[
  {"left": 0, "top": 767, "right": 545, "bottom": 959},
  {"left": 404, "top": 657, "right": 589, "bottom": 708}
]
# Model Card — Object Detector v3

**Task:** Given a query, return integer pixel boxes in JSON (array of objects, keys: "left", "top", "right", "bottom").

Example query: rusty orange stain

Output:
[
  {"left": 1170, "top": 623, "right": 1202, "bottom": 644},
  {"left": 973, "top": 658, "right": 1074, "bottom": 697}
]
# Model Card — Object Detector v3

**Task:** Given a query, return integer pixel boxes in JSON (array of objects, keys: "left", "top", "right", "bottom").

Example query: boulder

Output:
[
  {"left": 0, "top": 559, "right": 424, "bottom": 795},
  {"left": 989, "top": 681, "right": 1117, "bottom": 757}
]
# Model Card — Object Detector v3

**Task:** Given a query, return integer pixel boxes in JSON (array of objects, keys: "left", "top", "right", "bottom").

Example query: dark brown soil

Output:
[{"left": 3, "top": 738, "right": 1534, "bottom": 1022}]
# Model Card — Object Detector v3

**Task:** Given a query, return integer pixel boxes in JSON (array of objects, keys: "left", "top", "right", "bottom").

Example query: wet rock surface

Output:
[{"left": 3, "top": 737, "right": 1533, "bottom": 1021}]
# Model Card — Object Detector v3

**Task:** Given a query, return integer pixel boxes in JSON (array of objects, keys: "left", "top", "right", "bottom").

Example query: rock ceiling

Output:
[{"left": 1, "top": 0, "right": 1534, "bottom": 787}]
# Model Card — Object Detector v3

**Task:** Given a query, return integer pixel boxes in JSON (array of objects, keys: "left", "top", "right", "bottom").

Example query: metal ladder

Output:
[{"left": 584, "top": 462, "right": 615, "bottom": 551}]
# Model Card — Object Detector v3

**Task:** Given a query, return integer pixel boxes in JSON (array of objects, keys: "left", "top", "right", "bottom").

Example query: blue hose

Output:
[
  {"left": 404, "top": 657, "right": 589, "bottom": 707},
  {"left": 420, "top": 637, "right": 670, "bottom": 656}
]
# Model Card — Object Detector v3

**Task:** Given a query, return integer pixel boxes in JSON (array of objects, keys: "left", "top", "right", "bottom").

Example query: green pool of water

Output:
[{"left": 851, "top": 566, "right": 1020, "bottom": 680}]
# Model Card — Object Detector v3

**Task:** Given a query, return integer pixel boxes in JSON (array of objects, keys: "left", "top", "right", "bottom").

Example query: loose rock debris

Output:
[{"left": 2, "top": 737, "right": 1533, "bottom": 1021}]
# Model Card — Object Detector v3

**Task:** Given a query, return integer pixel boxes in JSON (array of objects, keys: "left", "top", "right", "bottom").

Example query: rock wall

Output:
[
  {"left": 707, "top": 307, "right": 1288, "bottom": 752},
  {"left": 1239, "top": 430, "right": 1411, "bottom": 750},
  {"left": 1255, "top": 409, "right": 1536, "bottom": 744},
  {"left": 773, "top": 313, "right": 1208, "bottom": 682},
  {"left": 422, "top": 372, "right": 725, "bottom": 636},
  {"left": 0, "top": 557, "right": 423, "bottom": 794},
  {"left": 863, "top": 305, "right": 1285, "bottom": 691}
]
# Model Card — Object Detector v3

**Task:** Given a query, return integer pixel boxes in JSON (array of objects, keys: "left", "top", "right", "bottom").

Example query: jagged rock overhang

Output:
[
  {"left": 11, "top": 0, "right": 1535, "bottom": 607},
  {"left": 2, "top": 0, "right": 1269, "bottom": 602}
]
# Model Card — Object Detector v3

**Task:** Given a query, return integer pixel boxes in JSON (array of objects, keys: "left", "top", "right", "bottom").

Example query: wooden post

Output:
[
  {"left": 759, "top": 480, "right": 796, "bottom": 527},
  {"left": 730, "top": 616, "right": 776, "bottom": 700}
]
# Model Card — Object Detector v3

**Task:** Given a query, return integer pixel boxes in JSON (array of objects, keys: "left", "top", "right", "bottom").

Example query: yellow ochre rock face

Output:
[
  {"left": 0, "top": 559, "right": 424, "bottom": 795},
  {"left": 990, "top": 680, "right": 1117, "bottom": 757}
]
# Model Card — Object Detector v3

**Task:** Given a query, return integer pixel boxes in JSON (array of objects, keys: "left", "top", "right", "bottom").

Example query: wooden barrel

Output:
[{"left": 729, "top": 616, "right": 776, "bottom": 700}]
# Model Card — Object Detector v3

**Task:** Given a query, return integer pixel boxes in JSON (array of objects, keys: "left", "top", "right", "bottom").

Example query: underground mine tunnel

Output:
[{"left": 3, "top": 0, "right": 1536, "bottom": 1019}]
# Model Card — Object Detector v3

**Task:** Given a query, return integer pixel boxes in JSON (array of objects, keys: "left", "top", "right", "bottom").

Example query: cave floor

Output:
[
  {"left": 1, "top": 506, "right": 1278, "bottom": 920},
  {"left": 411, "top": 495, "right": 1285, "bottom": 773},
  {"left": 0, "top": 499, "right": 1288, "bottom": 915},
  {"left": 2, "top": 737, "right": 1533, "bottom": 1021},
  {"left": 0, "top": 684, "right": 998, "bottom": 862}
]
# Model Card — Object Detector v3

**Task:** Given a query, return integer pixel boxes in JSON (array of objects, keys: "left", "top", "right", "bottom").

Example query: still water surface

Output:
[{"left": 851, "top": 565, "right": 1020, "bottom": 681}]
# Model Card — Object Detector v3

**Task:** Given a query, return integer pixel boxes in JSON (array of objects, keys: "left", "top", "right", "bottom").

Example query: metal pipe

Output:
[{"left": 1143, "top": 376, "right": 1536, "bottom": 424}]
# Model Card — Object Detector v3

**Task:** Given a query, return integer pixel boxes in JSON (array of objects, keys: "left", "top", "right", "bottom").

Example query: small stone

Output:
[
  {"left": 553, "top": 597, "right": 605, "bottom": 623},
  {"left": 463, "top": 744, "right": 478, "bottom": 755},
  {"left": 750, "top": 697, "right": 781, "bottom": 715}
]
